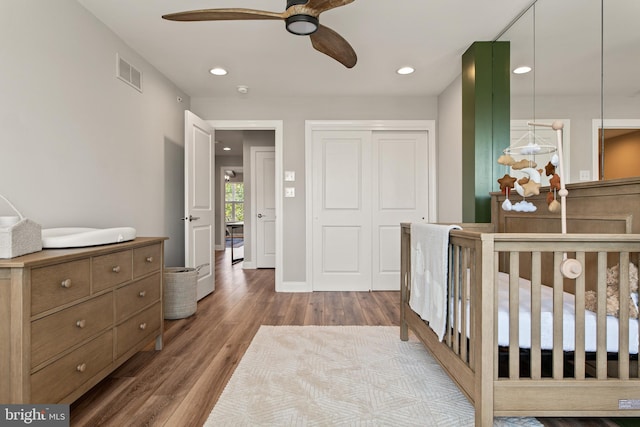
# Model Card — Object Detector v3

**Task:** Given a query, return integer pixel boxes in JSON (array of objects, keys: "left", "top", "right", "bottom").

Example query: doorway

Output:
[
  {"left": 592, "top": 119, "right": 640, "bottom": 180},
  {"left": 208, "top": 120, "right": 284, "bottom": 290}
]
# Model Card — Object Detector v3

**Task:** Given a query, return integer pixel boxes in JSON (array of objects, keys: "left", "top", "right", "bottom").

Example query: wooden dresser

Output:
[{"left": 0, "top": 237, "right": 166, "bottom": 404}]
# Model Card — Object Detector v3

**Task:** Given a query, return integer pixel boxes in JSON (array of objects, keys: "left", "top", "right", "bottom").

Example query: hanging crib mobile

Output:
[{"left": 496, "top": 123, "right": 562, "bottom": 213}]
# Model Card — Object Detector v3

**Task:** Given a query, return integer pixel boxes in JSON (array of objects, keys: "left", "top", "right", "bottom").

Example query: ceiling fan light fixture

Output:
[{"left": 285, "top": 14, "right": 319, "bottom": 35}]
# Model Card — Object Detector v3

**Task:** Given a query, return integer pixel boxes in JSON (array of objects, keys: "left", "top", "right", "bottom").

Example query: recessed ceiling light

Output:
[
  {"left": 513, "top": 66, "right": 532, "bottom": 74},
  {"left": 223, "top": 147, "right": 231, "bottom": 151},
  {"left": 209, "top": 67, "right": 228, "bottom": 76},
  {"left": 397, "top": 66, "right": 415, "bottom": 75}
]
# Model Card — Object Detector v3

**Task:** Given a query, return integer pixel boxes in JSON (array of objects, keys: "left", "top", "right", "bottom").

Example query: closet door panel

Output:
[
  {"left": 312, "top": 131, "right": 371, "bottom": 291},
  {"left": 372, "top": 131, "right": 429, "bottom": 290}
]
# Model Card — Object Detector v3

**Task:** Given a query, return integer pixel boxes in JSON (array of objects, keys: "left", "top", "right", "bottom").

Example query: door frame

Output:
[
  {"left": 304, "top": 120, "right": 437, "bottom": 292},
  {"left": 208, "top": 120, "right": 283, "bottom": 290}
]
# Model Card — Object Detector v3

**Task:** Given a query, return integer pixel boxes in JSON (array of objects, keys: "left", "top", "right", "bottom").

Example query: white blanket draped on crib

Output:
[{"left": 409, "top": 223, "right": 461, "bottom": 341}]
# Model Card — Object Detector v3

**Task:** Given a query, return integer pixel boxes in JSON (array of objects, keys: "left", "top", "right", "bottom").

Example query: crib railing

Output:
[
  {"left": 486, "top": 233, "right": 640, "bottom": 381},
  {"left": 401, "top": 225, "right": 640, "bottom": 422}
]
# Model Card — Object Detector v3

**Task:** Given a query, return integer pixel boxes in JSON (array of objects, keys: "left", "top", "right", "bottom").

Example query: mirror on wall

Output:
[{"left": 497, "top": 0, "right": 640, "bottom": 183}]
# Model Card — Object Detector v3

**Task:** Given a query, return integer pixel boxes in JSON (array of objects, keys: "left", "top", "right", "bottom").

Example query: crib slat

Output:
[
  {"left": 452, "top": 245, "right": 460, "bottom": 355},
  {"left": 494, "top": 255, "right": 500, "bottom": 380},
  {"left": 446, "top": 244, "right": 454, "bottom": 348},
  {"left": 553, "top": 252, "right": 564, "bottom": 379},
  {"left": 530, "top": 251, "right": 542, "bottom": 380},
  {"left": 509, "top": 252, "right": 520, "bottom": 380},
  {"left": 460, "top": 247, "right": 469, "bottom": 362},
  {"left": 618, "top": 252, "right": 630, "bottom": 379},
  {"left": 469, "top": 242, "right": 476, "bottom": 367},
  {"left": 596, "top": 252, "right": 607, "bottom": 379},
  {"left": 574, "top": 251, "right": 586, "bottom": 380}
]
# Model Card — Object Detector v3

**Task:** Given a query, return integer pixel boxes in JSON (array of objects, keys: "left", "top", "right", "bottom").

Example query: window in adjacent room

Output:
[{"left": 225, "top": 182, "right": 244, "bottom": 222}]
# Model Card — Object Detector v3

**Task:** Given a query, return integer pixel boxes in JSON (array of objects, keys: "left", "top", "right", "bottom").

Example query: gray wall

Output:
[
  {"left": 1, "top": 0, "right": 189, "bottom": 267},
  {"left": 192, "top": 96, "right": 438, "bottom": 283},
  {"left": 436, "top": 75, "right": 464, "bottom": 223}
]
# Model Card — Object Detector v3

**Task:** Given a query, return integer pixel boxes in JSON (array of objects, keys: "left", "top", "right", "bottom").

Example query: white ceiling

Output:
[{"left": 77, "top": 0, "right": 534, "bottom": 99}]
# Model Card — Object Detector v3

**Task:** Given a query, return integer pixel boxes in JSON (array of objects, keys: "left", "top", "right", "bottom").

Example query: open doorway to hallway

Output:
[{"left": 212, "top": 125, "right": 282, "bottom": 288}]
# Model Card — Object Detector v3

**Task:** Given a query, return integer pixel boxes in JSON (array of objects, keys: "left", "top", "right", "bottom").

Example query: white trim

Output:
[
  {"left": 304, "top": 120, "right": 437, "bottom": 292},
  {"left": 279, "top": 281, "right": 310, "bottom": 293},
  {"left": 207, "top": 120, "right": 283, "bottom": 291},
  {"left": 592, "top": 119, "right": 640, "bottom": 181}
]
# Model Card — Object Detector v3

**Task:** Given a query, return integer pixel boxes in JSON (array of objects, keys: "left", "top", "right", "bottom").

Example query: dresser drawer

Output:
[
  {"left": 31, "top": 330, "right": 113, "bottom": 404},
  {"left": 31, "top": 259, "right": 91, "bottom": 316},
  {"left": 31, "top": 293, "right": 113, "bottom": 368},
  {"left": 115, "top": 273, "right": 161, "bottom": 323},
  {"left": 115, "top": 303, "right": 161, "bottom": 358},
  {"left": 93, "top": 250, "right": 132, "bottom": 292},
  {"left": 133, "top": 244, "right": 161, "bottom": 278}
]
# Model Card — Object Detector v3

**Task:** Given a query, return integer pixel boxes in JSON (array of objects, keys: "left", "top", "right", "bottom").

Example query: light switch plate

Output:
[
  {"left": 284, "top": 171, "right": 296, "bottom": 182},
  {"left": 285, "top": 187, "right": 295, "bottom": 198}
]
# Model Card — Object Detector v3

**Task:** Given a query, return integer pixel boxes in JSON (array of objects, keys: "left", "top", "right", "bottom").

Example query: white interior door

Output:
[
  {"left": 371, "top": 131, "right": 429, "bottom": 290},
  {"left": 254, "top": 147, "right": 276, "bottom": 268},
  {"left": 312, "top": 131, "right": 372, "bottom": 291},
  {"left": 185, "top": 110, "right": 214, "bottom": 300}
]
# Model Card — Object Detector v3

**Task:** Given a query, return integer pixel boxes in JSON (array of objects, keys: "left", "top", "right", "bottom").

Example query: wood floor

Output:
[{"left": 70, "top": 249, "right": 628, "bottom": 426}]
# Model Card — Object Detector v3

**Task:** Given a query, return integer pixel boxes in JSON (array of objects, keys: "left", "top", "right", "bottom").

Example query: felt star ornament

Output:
[
  {"left": 522, "top": 180, "right": 541, "bottom": 197},
  {"left": 497, "top": 174, "right": 517, "bottom": 191},
  {"left": 549, "top": 174, "right": 561, "bottom": 190},
  {"left": 545, "top": 161, "right": 556, "bottom": 176}
]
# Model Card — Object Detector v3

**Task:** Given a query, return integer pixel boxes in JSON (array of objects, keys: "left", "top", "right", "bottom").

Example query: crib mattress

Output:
[
  {"left": 428, "top": 272, "right": 640, "bottom": 354},
  {"left": 494, "top": 273, "right": 639, "bottom": 354}
]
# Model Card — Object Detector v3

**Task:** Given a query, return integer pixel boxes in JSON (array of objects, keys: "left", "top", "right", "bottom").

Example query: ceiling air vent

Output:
[{"left": 116, "top": 53, "right": 142, "bottom": 92}]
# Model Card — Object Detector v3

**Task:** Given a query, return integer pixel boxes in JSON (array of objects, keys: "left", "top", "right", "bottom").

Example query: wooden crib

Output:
[{"left": 400, "top": 178, "right": 640, "bottom": 426}]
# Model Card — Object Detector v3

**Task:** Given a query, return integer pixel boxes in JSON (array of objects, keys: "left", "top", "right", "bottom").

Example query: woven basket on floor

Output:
[{"left": 163, "top": 267, "right": 198, "bottom": 319}]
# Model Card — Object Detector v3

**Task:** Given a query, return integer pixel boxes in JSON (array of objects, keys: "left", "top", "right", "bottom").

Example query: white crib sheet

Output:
[{"left": 493, "top": 272, "right": 639, "bottom": 354}]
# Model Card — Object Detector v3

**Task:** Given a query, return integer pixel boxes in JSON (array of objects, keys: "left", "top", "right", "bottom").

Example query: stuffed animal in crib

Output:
[{"left": 585, "top": 262, "right": 639, "bottom": 318}]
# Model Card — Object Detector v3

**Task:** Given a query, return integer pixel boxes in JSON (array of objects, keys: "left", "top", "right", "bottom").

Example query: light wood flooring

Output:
[{"left": 71, "top": 249, "right": 628, "bottom": 426}]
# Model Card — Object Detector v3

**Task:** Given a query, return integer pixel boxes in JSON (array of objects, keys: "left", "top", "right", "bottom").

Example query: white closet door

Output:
[
  {"left": 312, "top": 131, "right": 372, "bottom": 291},
  {"left": 371, "top": 131, "right": 429, "bottom": 290}
]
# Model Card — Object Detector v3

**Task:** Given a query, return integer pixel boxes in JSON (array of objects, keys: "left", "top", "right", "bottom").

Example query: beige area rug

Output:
[{"left": 204, "top": 326, "right": 542, "bottom": 426}]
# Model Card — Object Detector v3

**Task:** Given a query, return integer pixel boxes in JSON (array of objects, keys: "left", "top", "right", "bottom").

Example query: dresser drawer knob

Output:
[
  {"left": 76, "top": 319, "right": 86, "bottom": 329},
  {"left": 138, "top": 290, "right": 147, "bottom": 298},
  {"left": 139, "top": 322, "right": 147, "bottom": 330},
  {"left": 61, "top": 279, "right": 72, "bottom": 288},
  {"left": 76, "top": 363, "right": 87, "bottom": 373},
  {"left": 146, "top": 256, "right": 154, "bottom": 263},
  {"left": 112, "top": 265, "right": 121, "bottom": 273}
]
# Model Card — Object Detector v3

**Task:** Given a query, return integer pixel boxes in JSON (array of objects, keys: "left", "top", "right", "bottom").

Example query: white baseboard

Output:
[
  {"left": 215, "top": 244, "right": 225, "bottom": 251},
  {"left": 242, "top": 260, "right": 256, "bottom": 269},
  {"left": 277, "top": 281, "right": 311, "bottom": 292}
]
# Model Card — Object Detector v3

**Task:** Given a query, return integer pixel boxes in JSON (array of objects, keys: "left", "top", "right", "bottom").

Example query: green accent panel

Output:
[{"left": 461, "top": 41, "right": 510, "bottom": 223}]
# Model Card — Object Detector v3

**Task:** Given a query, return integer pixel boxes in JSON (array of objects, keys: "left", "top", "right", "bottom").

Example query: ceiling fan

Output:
[{"left": 162, "top": 0, "right": 357, "bottom": 68}]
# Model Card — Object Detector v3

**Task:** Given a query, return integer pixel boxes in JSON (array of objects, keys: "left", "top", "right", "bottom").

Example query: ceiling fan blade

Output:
[
  {"left": 305, "top": 0, "right": 355, "bottom": 14},
  {"left": 310, "top": 24, "right": 357, "bottom": 68},
  {"left": 162, "top": 9, "right": 283, "bottom": 22}
]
